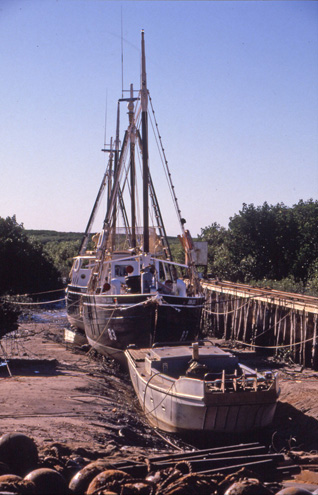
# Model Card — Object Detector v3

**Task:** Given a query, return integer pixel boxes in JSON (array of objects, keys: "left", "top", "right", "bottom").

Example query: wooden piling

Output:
[{"left": 201, "top": 279, "right": 318, "bottom": 369}]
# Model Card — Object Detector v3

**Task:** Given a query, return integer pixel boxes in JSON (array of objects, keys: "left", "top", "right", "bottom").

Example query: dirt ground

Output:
[
  {"left": 1, "top": 308, "right": 318, "bottom": 460},
  {"left": 0, "top": 310, "right": 183, "bottom": 459}
]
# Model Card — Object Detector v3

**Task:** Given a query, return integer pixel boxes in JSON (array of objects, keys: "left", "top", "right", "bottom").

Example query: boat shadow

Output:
[{"left": 269, "top": 399, "right": 318, "bottom": 452}]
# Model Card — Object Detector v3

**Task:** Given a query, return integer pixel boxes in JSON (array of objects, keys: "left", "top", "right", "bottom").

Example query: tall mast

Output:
[
  {"left": 107, "top": 137, "right": 113, "bottom": 210},
  {"left": 141, "top": 29, "right": 149, "bottom": 253},
  {"left": 111, "top": 100, "right": 121, "bottom": 250},
  {"left": 128, "top": 84, "right": 136, "bottom": 248}
]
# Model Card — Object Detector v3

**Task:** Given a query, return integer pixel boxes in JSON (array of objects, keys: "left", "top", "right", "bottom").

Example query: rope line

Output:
[
  {"left": 3, "top": 288, "right": 65, "bottom": 297},
  {"left": 83, "top": 294, "right": 184, "bottom": 314},
  {"left": 234, "top": 336, "right": 314, "bottom": 350},
  {"left": 203, "top": 299, "right": 251, "bottom": 315},
  {"left": 4, "top": 298, "right": 65, "bottom": 306},
  {"left": 119, "top": 295, "right": 160, "bottom": 311},
  {"left": 250, "top": 310, "right": 292, "bottom": 340}
]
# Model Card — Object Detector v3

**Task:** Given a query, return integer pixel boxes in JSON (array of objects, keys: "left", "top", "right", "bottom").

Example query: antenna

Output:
[
  {"left": 103, "top": 89, "right": 108, "bottom": 148},
  {"left": 121, "top": 8, "right": 124, "bottom": 98}
]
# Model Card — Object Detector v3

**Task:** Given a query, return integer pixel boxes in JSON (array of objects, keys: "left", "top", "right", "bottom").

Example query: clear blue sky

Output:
[{"left": 1, "top": 0, "right": 317, "bottom": 237}]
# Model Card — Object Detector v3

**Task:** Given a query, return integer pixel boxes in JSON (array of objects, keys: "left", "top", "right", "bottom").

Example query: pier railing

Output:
[{"left": 201, "top": 280, "right": 318, "bottom": 369}]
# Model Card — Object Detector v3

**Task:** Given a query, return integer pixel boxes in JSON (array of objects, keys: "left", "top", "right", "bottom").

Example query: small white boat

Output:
[{"left": 125, "top": 342, "right": 279, "bottom": 434}]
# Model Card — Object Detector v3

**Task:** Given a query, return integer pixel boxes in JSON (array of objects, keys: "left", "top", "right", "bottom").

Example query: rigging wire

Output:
[
  {"left": 148, "top": 91, "right": 185, "bottom": 233},
  {"left": 121, "top": 8, "right": 124, "bottom": 98},
  {"left": 134, "top": 113, "right": 167, "bottom": 247},
  {"left": 147, "top": 108, "right": 179, "bottom": 222},
  {"left": 103, "top": 89, "right": 108, "bottom": 148}
]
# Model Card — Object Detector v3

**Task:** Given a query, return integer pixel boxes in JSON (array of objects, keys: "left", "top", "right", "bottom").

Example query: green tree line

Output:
[
  {"left": 0, "top": 216, "right": 64, "bottom": 335},
  {"left": 26, "top": 232, "right": 82, "bottom": 280},
  {"left": 198, "top": 199, "right": 318, "bottom": 295}
]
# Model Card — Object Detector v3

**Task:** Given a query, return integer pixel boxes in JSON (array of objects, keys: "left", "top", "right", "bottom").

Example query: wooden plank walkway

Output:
[
  {"left": 202, "top": 280, "right": 318, "bottom": 314},
  {"left": 201, "top": 279, "right": 318, "bottom": 369}
]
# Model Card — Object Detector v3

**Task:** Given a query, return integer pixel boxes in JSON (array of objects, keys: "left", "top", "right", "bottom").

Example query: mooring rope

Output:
[
  {"left": 88, "top": 294, "right": 182, "bottom": 314},
  {"left": 3, "top": 287, "right": 65, "bottom": 298},
  {"left": 202, "top": 302, "right": 250, "bottom": 316},
  {"left": 2, "top": 287, "right": 66, "bottom": 306},
  {"left": 119, "top": 294, "right": 161, "bottom": 311},
  {"left": 233, "top": 335, "right": 314, "bottom": 350},
  {"left": 5, "top": 298, "right": 65, "bottom": 306},
  {"left": 248, "top": 310, "right": 292, "bottom": 340}
]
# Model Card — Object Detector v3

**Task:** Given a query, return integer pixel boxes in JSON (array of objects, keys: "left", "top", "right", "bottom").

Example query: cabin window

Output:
[
  {"left": 114, "top": 264, "right": 136, "bottom": 278},
  {"left": 159, "top": 262, "right": 166, "bottom": 282},
  {"left": 115, "top": 265, "right": 127, "bottom": 277},
  {"left": 81, "top": 259, "right": 91, "bottom": 269},
  {"left": 74, "top": 259, "right": 81, "bottom": 271},
  {"left": 162, "top": 362, "right": 168, "bottom": 373}
]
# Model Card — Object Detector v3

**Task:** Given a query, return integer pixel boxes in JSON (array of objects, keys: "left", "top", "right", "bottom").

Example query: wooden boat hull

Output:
[
  {"left": 83, "top": 293, "right": 204, "bottom": 361},
  {"left": 125, "top": 345, "right": 279, "bottom": 433},
  {"left": 65, "top": 285, "right": 87, "bottom": 331}
]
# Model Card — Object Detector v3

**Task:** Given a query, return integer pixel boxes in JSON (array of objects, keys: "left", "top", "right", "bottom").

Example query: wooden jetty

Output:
[{"left": 201, "top": 279, "right": 318, "bottom": 369}]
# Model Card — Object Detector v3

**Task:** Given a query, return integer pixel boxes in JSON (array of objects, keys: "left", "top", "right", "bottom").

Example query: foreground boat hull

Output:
[
  {"left": 125, "top": 345, "right": 279, "bottom": 433},
  {"left": 83, "top": 293, "right": 204, "bottom": 360},
  {"left": 134, "top": 386, "right": 278, "bottom": 434}
]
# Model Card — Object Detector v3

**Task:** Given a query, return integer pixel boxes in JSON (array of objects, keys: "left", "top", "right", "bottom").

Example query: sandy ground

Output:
[{"left": 1, "top": 309, "right": 318, "bottom": 461}]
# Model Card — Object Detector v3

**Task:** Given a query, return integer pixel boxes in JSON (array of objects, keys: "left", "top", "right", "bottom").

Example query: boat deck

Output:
[
  {"left": 127, "top": 344, "right": 234, "bottom": 361},
  {"left": 127, "top": 348, "right": 148, "bottom": 362},
  {"left": 126, "top": 344, "right": 240, "bottom": 378}
]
